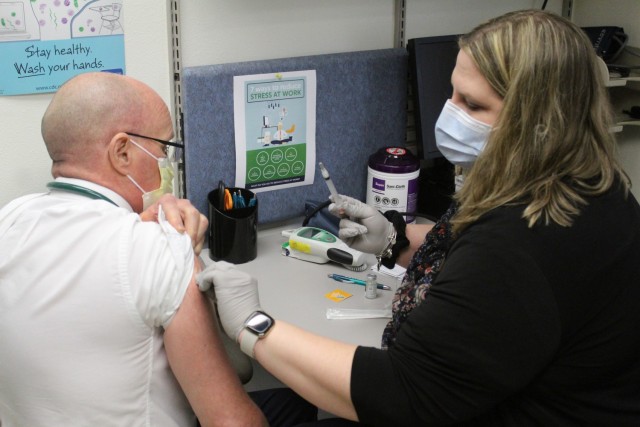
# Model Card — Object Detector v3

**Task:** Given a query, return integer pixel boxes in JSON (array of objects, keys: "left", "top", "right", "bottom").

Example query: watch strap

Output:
[
  {"left": 239, "top": 330, "right": 260, "bottom": 358},
  {"left": 379, "top": 210, "right": 409, "bottom": 269}
]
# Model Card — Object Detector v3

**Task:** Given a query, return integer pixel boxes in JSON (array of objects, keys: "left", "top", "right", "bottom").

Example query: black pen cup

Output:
[{"left": 207, "top": 187, "right": 258, "bottom": 264}]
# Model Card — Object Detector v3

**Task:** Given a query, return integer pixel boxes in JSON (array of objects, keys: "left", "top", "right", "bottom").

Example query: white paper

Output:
[
  {"left": 373, "top": 264, "right": 406, "bottom": 279},
  {"left": 326, "top": 308, "right": 392, "bottom": 320},
  {"left": 233, "top": 70, "right": 317, "bottom": 193}
]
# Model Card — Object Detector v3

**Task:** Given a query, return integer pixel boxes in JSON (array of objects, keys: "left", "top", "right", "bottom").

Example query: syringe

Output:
[{"left": 318, "top": 162, "right": 341, "bottom": 204}]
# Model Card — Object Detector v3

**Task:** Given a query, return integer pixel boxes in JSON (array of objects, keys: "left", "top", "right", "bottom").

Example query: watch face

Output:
[{"left": 246, "top": 312, "right": 273, "bottom": 336}]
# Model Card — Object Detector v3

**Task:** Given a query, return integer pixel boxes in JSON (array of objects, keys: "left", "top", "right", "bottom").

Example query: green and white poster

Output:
[{"left": 233, "top": 70, "right": 316, "bottom": 192}]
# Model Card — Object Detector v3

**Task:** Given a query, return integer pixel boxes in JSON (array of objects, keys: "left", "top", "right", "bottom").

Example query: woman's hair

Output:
[{"left": 451, "top": 9, "right": 630, "bottom": 234}]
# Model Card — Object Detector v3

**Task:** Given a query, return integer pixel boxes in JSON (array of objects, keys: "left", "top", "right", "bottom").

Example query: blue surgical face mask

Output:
[{"left": 434, "top": 100, "right": 492, "bottom": 169}]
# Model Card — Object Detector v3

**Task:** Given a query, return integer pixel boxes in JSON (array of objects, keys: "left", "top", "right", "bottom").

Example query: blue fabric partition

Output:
[{"left": 182, "top": 48, "right": 408, "bottom": 224}]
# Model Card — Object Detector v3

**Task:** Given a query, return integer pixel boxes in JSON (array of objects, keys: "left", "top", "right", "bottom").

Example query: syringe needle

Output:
[{"left": 318, "top": 162, "right": 341, "bottom": 204}]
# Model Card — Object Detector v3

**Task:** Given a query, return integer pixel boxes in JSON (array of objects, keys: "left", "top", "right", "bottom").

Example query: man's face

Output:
[{"left": 127, "top": 117, "right": 175, "bottom": 192}]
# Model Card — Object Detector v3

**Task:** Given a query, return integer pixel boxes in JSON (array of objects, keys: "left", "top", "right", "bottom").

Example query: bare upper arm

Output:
[{"left": 163, "top": 260, "right": 267, "bottom": 426}]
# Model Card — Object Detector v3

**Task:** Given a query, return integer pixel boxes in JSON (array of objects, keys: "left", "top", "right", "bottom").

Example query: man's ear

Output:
[{"left": 108, "top": 132, "right": 133, "bottom": 175}]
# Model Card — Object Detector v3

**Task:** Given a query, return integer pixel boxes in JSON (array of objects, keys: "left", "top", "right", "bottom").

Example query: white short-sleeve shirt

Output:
[{"left": 0, "top": 178, "right": 196, "bottom": 426}]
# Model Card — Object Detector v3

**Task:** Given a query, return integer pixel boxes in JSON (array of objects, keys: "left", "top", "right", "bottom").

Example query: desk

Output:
[{"left": 202, "top": 220, "right": 403, "bottom": 348}]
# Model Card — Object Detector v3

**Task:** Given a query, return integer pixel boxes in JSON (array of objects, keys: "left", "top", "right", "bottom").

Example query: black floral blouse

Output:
[{"left": 381, "top": 203, "right": 457, "bottom": 349}]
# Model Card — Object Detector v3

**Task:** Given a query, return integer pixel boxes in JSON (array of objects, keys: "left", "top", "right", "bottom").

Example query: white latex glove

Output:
[
  {"left": 196, "top": 261, "right": 261, "bottom": 341},
  {"left": 328, "top": 194, "right": 395, "bottom": 255}
]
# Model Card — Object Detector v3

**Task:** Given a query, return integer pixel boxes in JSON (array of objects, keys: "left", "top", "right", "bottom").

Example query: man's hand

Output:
[
  {"left": 328, "top": 194, "right": 395, "bottom": 255},
  {"left": 196, "top": 261, "right": 261, "bottom": 341},
  {"left": 140, "top": 194, "right": 208, "bottom": 256}
]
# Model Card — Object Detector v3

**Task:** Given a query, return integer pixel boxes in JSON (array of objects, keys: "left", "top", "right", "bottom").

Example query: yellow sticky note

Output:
[{"left": 325, "top": 289, "right": 352, "bottom": 302}]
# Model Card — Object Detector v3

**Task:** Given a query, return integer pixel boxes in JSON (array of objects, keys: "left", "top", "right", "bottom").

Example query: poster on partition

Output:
[
  {"left": 0, "top": 0, "right": 125, "bottom": 96},
  {"left": 233, "top": 70, "right": 316, "bottom": 192}
]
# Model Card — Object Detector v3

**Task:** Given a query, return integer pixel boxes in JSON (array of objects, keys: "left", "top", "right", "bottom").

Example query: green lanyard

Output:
[{"left": 46, "top": 182, "right": 118, "bottom": 207}]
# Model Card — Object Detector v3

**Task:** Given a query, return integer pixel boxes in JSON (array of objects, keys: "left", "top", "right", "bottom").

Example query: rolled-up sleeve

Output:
[{"left": 121, "top": 219, "right": 195, "bottom": 329}]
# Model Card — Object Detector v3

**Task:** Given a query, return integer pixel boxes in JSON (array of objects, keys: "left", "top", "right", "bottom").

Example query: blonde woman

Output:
[{"left": 199, "top": 10, "right": 640, "bottom": 426}]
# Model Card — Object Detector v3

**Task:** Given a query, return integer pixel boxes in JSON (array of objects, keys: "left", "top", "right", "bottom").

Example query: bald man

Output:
[{"left": 0, "top": 73, "right": 267, "bottom": 426}]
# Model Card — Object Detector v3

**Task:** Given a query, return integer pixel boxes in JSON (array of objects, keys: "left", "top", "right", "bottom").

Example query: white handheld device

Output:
[{"left": 281, "top": 227, "right": 367, "bottom": 271}]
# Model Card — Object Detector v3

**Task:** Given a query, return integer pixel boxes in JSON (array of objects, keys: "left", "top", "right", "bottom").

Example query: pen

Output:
[{"left": 327, "top": 273, "right": 391, "bottom": 291}]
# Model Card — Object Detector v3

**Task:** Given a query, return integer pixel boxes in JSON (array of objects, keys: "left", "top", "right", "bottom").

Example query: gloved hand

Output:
[
  {"left": 328, "top": 194, "right": 395, "bottom": 255},
  {"left": 196, "top": 261, "right": 261, "bottom": 341},
  {"left": 141, "top": 194, "right": 208, "bottom": 256}
]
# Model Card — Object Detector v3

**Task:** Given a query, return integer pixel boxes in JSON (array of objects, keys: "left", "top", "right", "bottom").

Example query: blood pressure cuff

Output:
[{"left": 302, "top": 199, "right": 340, "bottom": 237}]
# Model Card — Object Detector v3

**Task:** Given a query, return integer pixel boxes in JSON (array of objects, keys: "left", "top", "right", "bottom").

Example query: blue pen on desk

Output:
[{"left": 327, "top": 273, "right": 391, "bottom": 291}]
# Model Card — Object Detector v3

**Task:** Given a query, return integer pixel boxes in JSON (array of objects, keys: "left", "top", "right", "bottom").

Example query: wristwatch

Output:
[{"left": 239, "top": 310, "right": 275, "bottom": 357}]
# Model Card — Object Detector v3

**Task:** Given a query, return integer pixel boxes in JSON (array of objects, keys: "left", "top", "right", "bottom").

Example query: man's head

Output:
[{"left": 41, "top": 72, "right": 174, "bottom": 212}]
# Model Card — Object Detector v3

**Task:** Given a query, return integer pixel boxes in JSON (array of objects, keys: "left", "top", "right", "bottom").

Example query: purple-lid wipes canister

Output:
[{"left": 366, "top": 147, "right": 420, "bottom": 223}]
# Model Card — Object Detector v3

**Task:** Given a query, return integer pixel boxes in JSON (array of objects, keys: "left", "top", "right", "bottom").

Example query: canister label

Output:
[
  {"left": 366, "top": 146, "right": 420, "bottom": 223},
  {"left": 367, "top": 168, "right": 419, "bottom": 223}
]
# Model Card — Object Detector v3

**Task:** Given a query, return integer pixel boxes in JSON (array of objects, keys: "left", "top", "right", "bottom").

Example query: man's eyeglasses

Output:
[{"left": 126, "top": 132, "right": 184, "bottom": 156}]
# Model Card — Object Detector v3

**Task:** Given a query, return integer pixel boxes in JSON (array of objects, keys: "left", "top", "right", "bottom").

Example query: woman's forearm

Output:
[
  {"left": 252, "top": 320, "right": 359, "bottom": 421},
  {"left": 395, "top": 223, "right": 433, "bottom": 268}
]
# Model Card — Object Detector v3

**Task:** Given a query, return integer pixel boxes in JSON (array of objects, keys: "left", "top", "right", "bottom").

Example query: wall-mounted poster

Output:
[
  {"left": 0, "top": 0, "right": 125, "bottom": 96},
  {"left": 233, "top": 70, "right": 317, "bottom": 192}
]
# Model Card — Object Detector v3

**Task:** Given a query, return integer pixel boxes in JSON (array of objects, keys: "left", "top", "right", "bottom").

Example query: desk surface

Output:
[{"left": 202, "top": 221, "right": 403, "bottom": 348}]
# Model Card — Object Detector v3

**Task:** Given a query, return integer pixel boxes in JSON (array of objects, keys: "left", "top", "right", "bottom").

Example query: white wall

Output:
[
  {"left": 404, "top": 0, "right": 559, "bottom": 40},
  {"left": 178, "top": 0, "right": 553, "bottom": 68},
  {"left": 179, "top": 0, "right": 395, "bottom": 67},
  {"left": 3, "top": 0, "right": 638, "bottom": 207}
]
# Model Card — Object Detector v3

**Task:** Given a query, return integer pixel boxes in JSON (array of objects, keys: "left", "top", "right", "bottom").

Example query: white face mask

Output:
[
  {"left": 434, "top": 100, "right": 492, "bottom": 169},
  {"left": 127, "top": 139, "right": 175, "bottom": 210}
]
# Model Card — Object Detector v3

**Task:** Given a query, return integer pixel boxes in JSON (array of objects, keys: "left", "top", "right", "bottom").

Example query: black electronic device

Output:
[
  {"left": 408, "top": 34, "right": 461, "bottom": 160},
  {"left": 408, "top": 35, "right": 460, "bottom": 219},
  {"left": 582, "top": 26, "right": 628, "bottom": 63}
]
